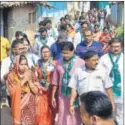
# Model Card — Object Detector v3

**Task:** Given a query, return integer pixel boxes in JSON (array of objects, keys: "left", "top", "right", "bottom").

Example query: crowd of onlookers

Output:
[{"left": 0, "top": 7, "right": 123, "bottom": 125}]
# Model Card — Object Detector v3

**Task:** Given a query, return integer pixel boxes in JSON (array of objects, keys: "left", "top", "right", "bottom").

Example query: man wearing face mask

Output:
[
  {"left": 75, "top": 29, "right": 104, "bottom": 59},
  {"left": 99, "top": 38, "right": 123, "bottom": 125}
]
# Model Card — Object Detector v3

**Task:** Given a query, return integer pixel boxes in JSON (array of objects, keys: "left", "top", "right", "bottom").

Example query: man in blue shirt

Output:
[
  {"left": 51, "top": 32, "right": 70, "bottom": 60},
  {"left": 75, "top": 29, "right": 104, "bottom": 58}
]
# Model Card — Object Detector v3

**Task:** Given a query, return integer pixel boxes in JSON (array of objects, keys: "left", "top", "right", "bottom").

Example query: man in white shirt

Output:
[
  {"left": 1, "top": 39, "right": 24, "bottom": 108},
  {"left": 99, "top": 38, "right": 123, "bottom": 125},
  {"left": 68, "top": 50, "right": 115, "bottom": 117},
  {"left": 32, "top": 27, "right": 55, "bottom": 57},
  {"left": 1, "top": 38, "right": 39, "bottom": 108}
]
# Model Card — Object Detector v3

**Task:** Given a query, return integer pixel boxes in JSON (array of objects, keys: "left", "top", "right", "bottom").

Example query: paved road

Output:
[
  {"left": 1, "top": 107, "right": 13, "bottom": 125},
  {"left": 1, "top": 107, "right": 58, "bottom": 125}
]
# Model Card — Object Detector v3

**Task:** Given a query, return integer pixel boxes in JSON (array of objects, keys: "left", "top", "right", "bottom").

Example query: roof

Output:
[{"left": 0, "top": 1, "right": 54, "bottom": 8}]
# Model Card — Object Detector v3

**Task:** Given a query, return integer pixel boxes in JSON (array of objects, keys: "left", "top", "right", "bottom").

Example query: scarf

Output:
[
  {"left": 108, "top": 52, "right": 121, "bottom": 96},
  {"left": 61, "top": 55, "right": 75, "bottom": 96},
  {"left": 31, "top": 55, "right": 35, "bottom": 67},
  {"left": 61, "top": 55, "right": 79, "bottom": 107},
  {"left": 39, "top": 58, "right": 52, "bottom": 88},
  {"left": 40, "top": 36, "right": 48, "bottom": 45}
]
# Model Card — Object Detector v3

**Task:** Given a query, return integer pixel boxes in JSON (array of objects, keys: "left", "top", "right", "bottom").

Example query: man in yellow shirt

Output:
[{"left": 1, "top": 36, "right": 10, "bottom": 62}]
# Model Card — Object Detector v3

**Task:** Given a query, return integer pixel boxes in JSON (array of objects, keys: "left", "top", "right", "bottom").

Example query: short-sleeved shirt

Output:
[
  {"left": 1, "top": 37, "right": 10, "bottom": 62},
  {"left": 68, "top": 64, "right": 113, "bottom": 96},
  {"left": 75, "top": 41, "right": 104, "bottom": 58}
]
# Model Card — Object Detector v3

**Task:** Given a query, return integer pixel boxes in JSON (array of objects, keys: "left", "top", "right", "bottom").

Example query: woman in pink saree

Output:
[{"left": 7, "top": 55, "right": 53, "bottom": 125}]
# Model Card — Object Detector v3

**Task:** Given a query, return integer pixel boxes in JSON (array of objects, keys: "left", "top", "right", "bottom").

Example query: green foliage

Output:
[{"left": 116, "top": 25, "right": 124, "bottom": 41}]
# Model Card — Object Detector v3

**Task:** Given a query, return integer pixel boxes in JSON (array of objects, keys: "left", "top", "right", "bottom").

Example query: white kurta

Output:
[
  {"left": 99, "top": 53, "right": 123, "bottom": 104},
  {"left": 99, "top": 53, "right": 123, "bottom": 125}
]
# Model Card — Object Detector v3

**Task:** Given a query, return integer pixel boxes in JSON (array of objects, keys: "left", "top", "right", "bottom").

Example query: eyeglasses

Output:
[
  {"left": 14, "top": 48, "right": 25, "bottom": 51},
  {"left": 82, "top": 27, "right": 87, "bottom": 29},
  {"left": 84, "top": 34, "right": 92, "bottom": 37},
  {"left": 42, "top": 51, "right": 50, "bottom": 54}
]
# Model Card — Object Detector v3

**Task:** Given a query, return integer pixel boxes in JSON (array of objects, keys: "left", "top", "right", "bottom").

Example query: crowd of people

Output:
[{"left": 0, "top": 7, "right": 123, "bottom": 125}]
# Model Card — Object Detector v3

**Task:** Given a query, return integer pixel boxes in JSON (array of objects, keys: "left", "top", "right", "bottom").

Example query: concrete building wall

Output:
[{"left": 7, "top": 5, "right": 36, "bottom": 41}]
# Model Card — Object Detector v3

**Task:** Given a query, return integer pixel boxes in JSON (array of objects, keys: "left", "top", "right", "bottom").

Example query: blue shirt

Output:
[
  {"left": 50, "top": 42, "right": 62, "bottom": 60},
  {"left": 75, "top": 41, "right": 104, "bottom": 58}
]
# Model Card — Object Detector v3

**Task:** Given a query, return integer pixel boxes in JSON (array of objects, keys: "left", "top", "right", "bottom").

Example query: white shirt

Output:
[
  {"left": 73, "top": 32, "right": 82, "bottom": 49},
  {"left": 1, "top": 56, "right": 12, "bottom": 82},
  {"left": 47, "top": 28, "right": 58, "bottom": 41},
  {"left": 68, "top": 64, "right": 113, "bottom": 96},
  {"left": 99, "top": 53, "right": 123, "bottom": 103}
]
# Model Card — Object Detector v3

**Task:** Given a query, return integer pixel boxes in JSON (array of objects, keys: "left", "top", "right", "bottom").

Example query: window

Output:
[
  {"left": 28, "top": 13, "right": 32, "bottom": 24},
  {"left": 28, "top": 11, "right": 36, "bottom": 24},
  {"left": 32, "top": 11, "right": 36, "bottom": 23}
]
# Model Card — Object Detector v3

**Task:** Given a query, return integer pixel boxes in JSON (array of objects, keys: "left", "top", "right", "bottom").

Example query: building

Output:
[
  {"left": 110, "top": 1, "right": 124, "bottom": 25},
  {"left": 37, "top": 2, "right": 68, "bottom": 27},
  {"left": 0, "top": 2, "right": 54, "bottom": 42},
  {"left": 0, "top": 1, "right": 83, "bottom": 42},
  {"left": 90, "top": 1, "right": 109, "bottom": 10}
]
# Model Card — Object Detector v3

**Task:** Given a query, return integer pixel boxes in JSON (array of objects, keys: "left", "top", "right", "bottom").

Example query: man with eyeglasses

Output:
[
  {"left": 75, "top": 29, "right": 104, "bottom": 59},
  {"left": 80, "top": 21, "right": 90, "bottom": 42},
  {"left": 1, "top": 37, "right": 39, "bottom": 108},
  {"left": 1, "top": 39, "right": 24, "bottom": 108},
  {"left": 99, "top": 38, "right": 123, "bottom": 125}
]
